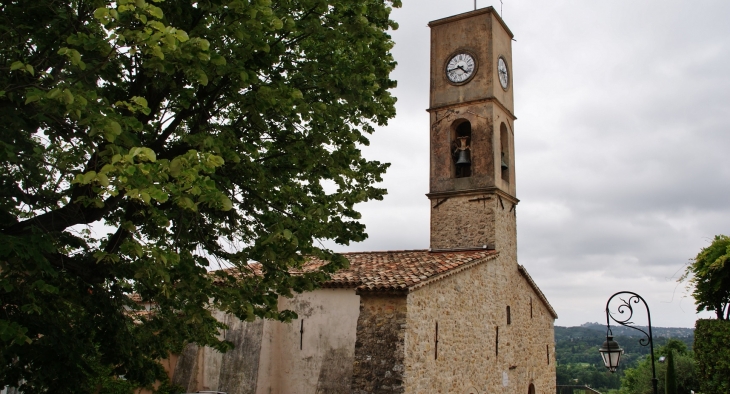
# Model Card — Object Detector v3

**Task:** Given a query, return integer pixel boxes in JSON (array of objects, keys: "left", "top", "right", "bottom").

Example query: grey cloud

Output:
[{"left": 330, "top": 1, "right": 730, "bottom": 327}]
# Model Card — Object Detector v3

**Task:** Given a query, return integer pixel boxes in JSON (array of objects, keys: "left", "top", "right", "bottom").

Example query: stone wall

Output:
[
  {"left": 430, "top": 193, "right": 496, "bottom": 250},
  {"left": 352, "top": 294, "right": 408, "bottom": 394},
  {"left": 403, "top": 256, "right": 556, "bottom": 394}
]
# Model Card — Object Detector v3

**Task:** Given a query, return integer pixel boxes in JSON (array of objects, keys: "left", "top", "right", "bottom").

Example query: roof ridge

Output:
[{"left": 338, "top": 249, "right": 430, "bottom": 255}]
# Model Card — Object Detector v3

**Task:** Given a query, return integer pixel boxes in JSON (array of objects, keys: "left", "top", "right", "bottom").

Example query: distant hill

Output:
[
  {"left": 555, "top": 323, "right": 694, "bottom": 368},
  {"left": 577, "top": 322, "right": 695, "bottom": 339}
]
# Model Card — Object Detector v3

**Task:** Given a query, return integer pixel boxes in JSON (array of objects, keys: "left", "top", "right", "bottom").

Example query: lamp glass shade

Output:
[{"left": 598, "top": 335, "right": 624, "bottom": 373}]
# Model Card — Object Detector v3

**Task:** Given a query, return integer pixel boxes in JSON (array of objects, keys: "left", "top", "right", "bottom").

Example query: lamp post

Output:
[{"left": 598, "top": 291, "right": 658, "bottom": 394}]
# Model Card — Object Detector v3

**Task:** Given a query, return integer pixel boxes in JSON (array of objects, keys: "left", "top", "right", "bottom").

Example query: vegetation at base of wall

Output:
[
  {"left": 694, "top": 319, "right": 730, "bottom": 394},
  {"left": 0, "top": 0, "right": 400, "bottom": 392},
  {"left": 619, "top": 339, "right": 697, "bottom": 394}
]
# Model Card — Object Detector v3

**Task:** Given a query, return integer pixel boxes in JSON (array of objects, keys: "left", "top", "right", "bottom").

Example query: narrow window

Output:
[
  {"left": 547, "top": 344, "right": 550, "bottom": 365},
  {"left": 453, "top": 120, "right": 472, "bottom": 178},
  {"left": 530, "top": 297, "right": 533, "bottom": 319},
  {"left": 300, "top": 320, "right": 304, "bottom": 350},
  {"left": 500, "top": 123, "right": 510, "bottom": 182},
  {"left": 507, "top": 306, "right": 511, "bottom": 325},
  {"left": 495, "top": 326, "right": 499, "bottom": 357},
  {"left": 435, "top": 321, "right": 439, "bottom": 360}
]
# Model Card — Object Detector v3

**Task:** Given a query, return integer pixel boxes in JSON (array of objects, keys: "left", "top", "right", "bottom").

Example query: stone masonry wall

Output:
[
  {"left": 431, "top": 193, "right": 495, "bottom": 250},
  {"left": 403, "top": 256, "right": 556, "bottom": 394},
  {"left": 352, "top": 294, "right": 408, "bottom": 394}
]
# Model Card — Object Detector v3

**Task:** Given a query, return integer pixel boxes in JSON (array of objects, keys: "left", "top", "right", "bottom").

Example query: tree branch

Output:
[{"left": 3, "top": 191, "right": 125, "bottom": 235}]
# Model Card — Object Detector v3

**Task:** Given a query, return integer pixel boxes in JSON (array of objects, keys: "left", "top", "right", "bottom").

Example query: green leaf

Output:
[
  {"left": 61, "top": 89, "right": 74, "bottom": 104},
  {"left": 221, "top": 195, "right": 232, "bottom": 211},
  {"left": 10, "top": 61, "right": 24, "bottom": 71},
  {"left": 93, "top": 7, "right": 109, "bottom": 20},
  {"left": 83, "top": 171, "right": 97, "bottom": 184},
  {"left": 147, "top": 5, "right": 163, "bottom": 19},
  {"left": 196, "top": 70, "right": 208, "bottom": 86},
  {"left": 132, "top": 96, "right": 148, "bottom": 107},
  {"left": 175, "top": 30, "right": 189, "bottom": 42}
]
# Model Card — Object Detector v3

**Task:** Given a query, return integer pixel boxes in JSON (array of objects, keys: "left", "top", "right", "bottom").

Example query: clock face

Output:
[
  {"left": 498, "top": 57, "right": 509, "bottom": 89},
  {"left": 446, "top": 52, "right": 476, "bottom": 84}
]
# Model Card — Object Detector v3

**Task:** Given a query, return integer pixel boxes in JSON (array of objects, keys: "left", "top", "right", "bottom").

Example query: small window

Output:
[
  {"left": 507, "top": 306, "right": 511, "bottom": 325},
  {"left": 495, "top": 326, "right": 499, "bottom": 356},
  {"left": 435, "top": 321, "right": 439, "bottom": 360},
  {"left": 453, "top": 120, "right": 472, "bottom": 178},
  {"left": 528, "top": 383, "right": 536, "bottom": 394}
]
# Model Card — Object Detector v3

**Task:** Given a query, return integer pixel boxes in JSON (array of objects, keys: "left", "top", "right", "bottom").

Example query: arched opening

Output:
[
  {"left": 500, "top": 123, "right": 510, "bottom": 183},
  {"left": 528, "top": 383, "right": 536, "bottom": 394},
  {"left": 452, "top": 120, "right": 472, "bottom": 178}
]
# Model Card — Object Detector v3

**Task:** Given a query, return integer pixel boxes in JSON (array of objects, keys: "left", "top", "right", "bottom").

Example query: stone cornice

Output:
[
  {"left": 427, "top": 97, "right": 517, "bottom": 121},
  {"left": 428, "top": 7, "right": 515, "bottom": 39},
  {"left": 426, "top": 187, "right": 519, "bottom": 205}
]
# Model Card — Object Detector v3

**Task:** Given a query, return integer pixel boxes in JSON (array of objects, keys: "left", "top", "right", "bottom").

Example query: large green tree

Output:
[
  {"left": 0, "top": 0, "right": 399, "bottom": 392},
  {"left": 681, "top": 235, "right": 730, "bottom": 320}
]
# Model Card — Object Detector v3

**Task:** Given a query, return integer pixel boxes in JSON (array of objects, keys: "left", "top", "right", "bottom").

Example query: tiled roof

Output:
[
  {"left": 318, "top": 249, "right": 499, "bottom": 292},
  {"left": 214, "top": 249, "right": 498, "bottom": 292}
]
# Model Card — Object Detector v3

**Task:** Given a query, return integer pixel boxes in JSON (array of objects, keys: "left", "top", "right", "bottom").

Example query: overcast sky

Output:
[{"left": 328, "top": 0, "right": 730, "bottom": 328}]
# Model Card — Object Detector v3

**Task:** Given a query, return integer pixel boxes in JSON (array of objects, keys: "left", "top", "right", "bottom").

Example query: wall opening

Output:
[
  {"left": 507, "top": 306, "right": 511, "bottom": 325},
  {"left": 528, "top": 383, "right": 536, "bottom": 394},
  {"left": 453, "top": 120, "right": 472, "bottom": 178},
  {"left": 300, "top": 319, "right": 304, "bottom": 350},
  {"left": 530, "top": 297, "right": 533, "bottom": 319},
  {"left": 500, "top": 123, "right": 510, "bottom": 183},
  {"left": 495, "top": 326, "right": 499, "bottom": 357},
  {"left": 435, "top": 321, "right": 439, "bottom": 360}
]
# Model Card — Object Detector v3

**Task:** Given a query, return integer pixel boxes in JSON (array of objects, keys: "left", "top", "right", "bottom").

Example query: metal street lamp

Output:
[
  {"left": 598, "top": 334, "right": 623, "bottom": 372},
  {"left": 599, "top": 291, "right": 658, "bottom": 394}
]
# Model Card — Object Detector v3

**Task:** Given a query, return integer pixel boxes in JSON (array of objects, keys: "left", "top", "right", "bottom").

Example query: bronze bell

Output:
[
  {"left": 456, "top": 149, "right": 471, "bottom": 165},
  {"left": 454, "top": 136, "right": 471, "bottom": 165},
  {"left": 501, "top": 152, "right": 509, "bottom": 170}
]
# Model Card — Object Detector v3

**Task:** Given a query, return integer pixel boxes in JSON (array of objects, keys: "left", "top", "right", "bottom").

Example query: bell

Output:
[
  {"left": 501, "top": 152, "right": 509, "bottom": 170},
  {"left": 456, "top": 149, "right": 471, "bottom": 165}
]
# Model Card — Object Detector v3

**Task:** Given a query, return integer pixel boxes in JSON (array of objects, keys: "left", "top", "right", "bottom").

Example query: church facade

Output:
[{"left": 168, "top": 8, "right": 557, "bottom": 394}]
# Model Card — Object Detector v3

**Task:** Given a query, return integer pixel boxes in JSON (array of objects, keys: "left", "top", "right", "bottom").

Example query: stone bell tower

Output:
[{"left": 428, "top": 7, "right": 518, "bottom": 255}]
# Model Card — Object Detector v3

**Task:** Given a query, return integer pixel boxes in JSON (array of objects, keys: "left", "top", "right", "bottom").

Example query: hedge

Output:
[{"left": 694, "top": 319, "right": 730, "bottom": 394}]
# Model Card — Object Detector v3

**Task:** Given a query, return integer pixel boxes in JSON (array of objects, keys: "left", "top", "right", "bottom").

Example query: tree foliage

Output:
[
  {"left": 681, "top": 235, "right": 730, "bottom": 320},
  {"left": 694, "top": 319, "right": 730, "bottom": 394},
  {"left": 665, "top": 350, "right": 677, "bottom": 394},
  {"left": 619, "top": 339, "right": 697, "bottom": 394},
  {"left": 0, "top": 0, "right": 400, "bottom": 392}
]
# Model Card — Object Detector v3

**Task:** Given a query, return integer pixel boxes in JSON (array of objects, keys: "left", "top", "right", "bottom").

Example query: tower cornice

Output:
[
  {"left": 427, "top": 96, "right": 517, "bottom": 121},
  {"left": 426, "top": 187, "right": 519, "bottom": 205},
  {"left": 428, "top": 7, "right": 514, "bottom": 39}
]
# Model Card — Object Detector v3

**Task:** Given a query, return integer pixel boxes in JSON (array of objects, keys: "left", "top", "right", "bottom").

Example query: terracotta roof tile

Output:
[
  {"left": 317, "top": 249, "right": 498, "bottom": 292},
  {"left": 213, "top": 249, "right": 498, "bottom": 292}
]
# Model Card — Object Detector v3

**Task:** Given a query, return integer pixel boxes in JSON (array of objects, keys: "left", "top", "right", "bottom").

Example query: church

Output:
[{"left": 167, "top": 7, "right": 557, "bottom": 394}]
